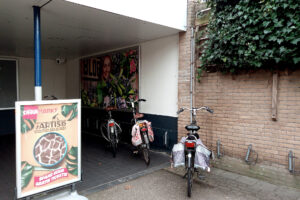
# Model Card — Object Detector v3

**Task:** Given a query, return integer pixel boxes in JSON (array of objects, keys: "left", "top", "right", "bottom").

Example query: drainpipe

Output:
[
  {"left": 190, "top": 27, "right": 195, "bottom": 123},
  {"left": 33, "top": 6, "right": 42, "bottom": 101}
]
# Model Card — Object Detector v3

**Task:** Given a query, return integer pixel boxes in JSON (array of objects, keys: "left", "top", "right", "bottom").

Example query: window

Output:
[{"left": 0, "top": 59, "right": 18, "bottom": 109}]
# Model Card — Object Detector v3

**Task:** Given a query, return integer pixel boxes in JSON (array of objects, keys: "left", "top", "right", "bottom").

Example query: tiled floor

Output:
[
  {"left": 0, "top": 134, "right": 169, "bottom": 200},
  {"left": 77, "top": 134, "right": 170, "bottom": 194}
]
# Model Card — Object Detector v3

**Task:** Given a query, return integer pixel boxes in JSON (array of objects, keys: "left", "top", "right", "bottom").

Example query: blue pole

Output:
[{"left": 33, "top": 6, "right": 42, "bottom": 100}]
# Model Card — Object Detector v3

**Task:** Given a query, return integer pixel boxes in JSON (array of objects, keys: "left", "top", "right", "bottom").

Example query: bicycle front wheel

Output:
[
  {"left": 187, "top": 167, "right": 193, "bottom": 197},
  {"left": 142, "top": 148, "right": 150, "bottom": 166}
]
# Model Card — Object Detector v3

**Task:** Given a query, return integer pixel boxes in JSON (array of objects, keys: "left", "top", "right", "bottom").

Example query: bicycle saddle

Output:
[
  {"left": 185, "top": 124, "right": 200, "bottom": 131},
  {"left": 134, "top": 113, "right": 144, "bottom": 119},
  {"left": 106, "top": 106, "right": 115, "bottom": 111}
]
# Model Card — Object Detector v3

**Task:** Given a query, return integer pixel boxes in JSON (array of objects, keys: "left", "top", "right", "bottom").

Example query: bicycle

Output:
[
  {"left": 100, "top": 107, "right": 122, "bottom": 157},
  {"left": 127, "top": 98, "right": 152, "bottom": 166},
  {"left": 177, "top": 106, "right": 213, "bottom": 197}
]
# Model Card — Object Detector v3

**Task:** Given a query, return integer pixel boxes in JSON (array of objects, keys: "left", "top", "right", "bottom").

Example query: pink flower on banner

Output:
[{"left": 130, "top": 59, "right": 136, "bottom": 74}]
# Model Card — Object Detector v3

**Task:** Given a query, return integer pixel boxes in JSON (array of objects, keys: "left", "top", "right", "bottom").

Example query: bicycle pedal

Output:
[
  {"left": 197, "top": 173, "right": 205, "bottom": 180},
  {"left": 132, "top": 150, "right": 139, "bottom": 156}
]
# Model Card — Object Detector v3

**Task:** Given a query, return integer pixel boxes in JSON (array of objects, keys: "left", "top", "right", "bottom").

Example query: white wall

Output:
[
  {"left": 66, "top": 59, "right": 80, "bottom": 99},
  {"left": 65, "top": 0, "right": 187, "bottom": 31},
  {"left": 18, "top": 57, "right": 67, "bottom": 100},
  {"left": 139, "top": 34, "right": 179, "bottom": 117}
]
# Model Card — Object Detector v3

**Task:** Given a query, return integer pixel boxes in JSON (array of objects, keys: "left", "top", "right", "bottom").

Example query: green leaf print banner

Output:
[{"left": 80, "top": 46, "right": 139, "bottom": 109}]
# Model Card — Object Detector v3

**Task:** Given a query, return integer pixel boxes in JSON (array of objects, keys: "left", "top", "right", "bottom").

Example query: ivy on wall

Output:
[{"left": 199, "top": 0, "right": 300, "bottom": 74}]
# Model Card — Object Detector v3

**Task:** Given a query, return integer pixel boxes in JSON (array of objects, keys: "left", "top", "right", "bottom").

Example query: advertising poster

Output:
[
  {"left": 80, "top": 46, "right": 139, "bottom": 109},
  {"left": 15, "top": 100, "right": 81, "bottom": 198}
]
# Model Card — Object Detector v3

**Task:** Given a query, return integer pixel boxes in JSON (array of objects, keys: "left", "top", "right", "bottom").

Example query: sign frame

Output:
[{"left": 15, "top": 99, "right": 81, "bottom": 199}]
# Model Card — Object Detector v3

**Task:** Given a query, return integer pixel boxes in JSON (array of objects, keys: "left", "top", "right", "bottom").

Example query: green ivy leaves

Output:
[
  {"left": 200, "top": 0, "right": 300, "bottom": 74},
  {"left": 66, "top": 146, "right": 78, "bottom": 176},
  {"left": 61, "top": 103, "right": 78, "bottom": 121}
]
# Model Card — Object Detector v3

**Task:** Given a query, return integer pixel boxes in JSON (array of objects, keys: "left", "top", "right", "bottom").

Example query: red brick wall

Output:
[
  {"left": 178, "top": 1, "right": 300, "bottom": 168},
  {"left": 192, "top": 71, "right": 300, "bottom": 168}
]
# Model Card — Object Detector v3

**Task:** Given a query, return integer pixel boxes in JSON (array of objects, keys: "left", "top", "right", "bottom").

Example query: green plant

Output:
[
  {"left": 199, "top": 0, "right": 300, "bottom": 75},
  {"left": 66, "top": 146, "right": 78, "bottom": 176},
  {"left": 21, "top": 161, "right": 33, "bottom": 189},
  {"left": 61, "top": 103, "right": 78, "bottom": 121}
]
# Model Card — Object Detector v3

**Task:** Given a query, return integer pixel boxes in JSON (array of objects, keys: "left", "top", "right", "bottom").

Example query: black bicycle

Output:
[
  {"left": 177, "top": 106, "right": 213, "bottom": 197},
  {"left": 127, "top": 98, "right": 151, "bottom": 166},
  {"left": 100, "top": 107, "right": 122, "bottom": 157}
]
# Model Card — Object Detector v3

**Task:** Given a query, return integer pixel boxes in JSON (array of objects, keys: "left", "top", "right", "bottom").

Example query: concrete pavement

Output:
[{"left": 85, "top": 167, "right": 300, "bottom": 200}]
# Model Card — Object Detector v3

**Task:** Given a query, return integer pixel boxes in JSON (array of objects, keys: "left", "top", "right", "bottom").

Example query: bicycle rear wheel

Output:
[
  {"left": 187, "top": 167, "right": 192, "bottom": 197},
  {"left": 142, "top": 148, "right": 150, "bottom": 166},
  {"left": 111, "top": 131, "right": 117, "bottom": 158}
]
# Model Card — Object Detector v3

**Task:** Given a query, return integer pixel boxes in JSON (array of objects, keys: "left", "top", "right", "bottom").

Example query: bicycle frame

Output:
[
  {"left": 177, "top": 106, "right": 213, "bottom": 197},
  {"left": 128, "top": 98, "right": 151, "bottom": 165},
  {"left": 139, "top": 122, "right": 150, "bottom": 149},
  {"left": 100, "top": 110, "right": 122, "bottom": 157},
  {"left": 185, "top": 136, "right": 197, "bottom": 168}
]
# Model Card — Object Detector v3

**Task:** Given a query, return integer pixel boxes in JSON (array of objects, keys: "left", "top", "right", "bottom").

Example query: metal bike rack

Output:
[
  {"left": 164, "top": 131, "right": 168, "bottom": 147},
  {"left": 245, "top": 144, "right": 258, "bottom": 165},
  {"left": 288, "top": 150, "right": 300, "bottom": 174},
  {"left": 289, "top": 150, "right": 294, "bottom": 173},
  {"left": 216, "top": 139, "right": 224, "bottom": 158}
]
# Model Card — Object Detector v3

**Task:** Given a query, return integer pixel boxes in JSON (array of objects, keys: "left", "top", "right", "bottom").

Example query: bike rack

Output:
[
  {"left": 216, "top": 139, "right": 224, "bottom": 158},
  {"left": 288, "top": 150, "right": 300, "bottom": 174},
  {"left": 164, "top": 131, "right": 168, "bottom": 147},
  {"left": 245, "top": 144, "right": 258, "bottom": 165}
]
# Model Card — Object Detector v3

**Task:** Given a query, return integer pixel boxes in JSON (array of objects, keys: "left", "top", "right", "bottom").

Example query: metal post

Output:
[
  {"left": 33, "top": 6, "right": 42, "bottom": 101},
  {"left": 288, "top": 150, "right": 294, "bottom": 173},
  {"left": 164, "top": 131, "right": 168, "bottom": 147},
  {"left": 217, "top": 139, "right": 221, "bottom": 158},
  {"left": 245, "top": 144, "right": 252, "bottom": 163},
  {"left": 71, "top": 183, "right": 76, "bottom": 192},
  {"left": 190, "top": 27, "right": 195, "bottom": 123}
]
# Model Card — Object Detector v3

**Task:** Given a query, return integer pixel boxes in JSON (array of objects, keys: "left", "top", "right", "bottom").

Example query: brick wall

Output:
[
  {"left": 178, "top": 1, "right": 300, "bottom": 170},
  {"left": 193, "top": 70, "right": 300, "bottom": 168}
]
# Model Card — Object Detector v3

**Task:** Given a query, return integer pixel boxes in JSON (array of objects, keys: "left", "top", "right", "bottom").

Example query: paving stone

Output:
[
  {"left": 274, "top": 187, "right": 300, "bottom": 200},
  {"left": 221, "top": 170, "right": 242, "bottom": 180},
  {"left": 236, "top": 175, "right": 259, "bottom": 186}
]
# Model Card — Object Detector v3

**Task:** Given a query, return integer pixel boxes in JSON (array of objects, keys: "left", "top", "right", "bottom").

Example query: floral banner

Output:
[
  {"left": 80, "top": 46, "right": 139, "bottom": 109},
  {"left": 15, "top": 100, "right": 81, "bottom": 198}
]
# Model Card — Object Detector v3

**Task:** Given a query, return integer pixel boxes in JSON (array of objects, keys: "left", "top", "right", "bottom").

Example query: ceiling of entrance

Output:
[{"left": 0, "top": 0, "right": 181, "bottom": 60}]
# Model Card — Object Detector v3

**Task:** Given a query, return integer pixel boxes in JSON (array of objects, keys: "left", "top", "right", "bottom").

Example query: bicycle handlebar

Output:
[
  {"left": 177, "top": 106, "right": 214, "bottom": 114},
  {"left": 126, "top": 99, "right": 147, "bottom": 104}
]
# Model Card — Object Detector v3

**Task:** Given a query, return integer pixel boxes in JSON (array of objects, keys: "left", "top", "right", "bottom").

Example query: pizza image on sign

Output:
[{"left": 33, "top": 132, "right": 67, "bottom": 167}]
